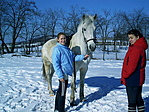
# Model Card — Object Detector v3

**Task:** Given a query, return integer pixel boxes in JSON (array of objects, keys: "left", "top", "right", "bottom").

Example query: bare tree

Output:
[
  {"left": 120, "top": 9, "right": 148, "bottom": 31},
  {"left": 96, "top": 10, "right": 113, "bottom": 60},
  {"left": 20, "top": 14, "right": 41, "bottom": 54},
  {"left": 1, "top": 0, "right": 37, "bottom": 53},
  {"left": 0, "top": 0, "right": 10, "bottom": 53},
  {"left": 38, "top": 11, "right": 51, "bottom": 43},
  {"left": 38, "top": 8, "right": 61, "bottom": 43},
  {"left": 112, "top": 11, "right": 128, "bottom": 49},
  {"left": 58, "top": 10, "right": 70, "bottom": 34},
  {"left": 67, "top": 5, "right": 88, "bottom": 34},
  {"left": 47, "top": 8, "right": 60, "bottom": 38},
  {"left": 141, "top": 16, "right": 149, "bottom": 38}
]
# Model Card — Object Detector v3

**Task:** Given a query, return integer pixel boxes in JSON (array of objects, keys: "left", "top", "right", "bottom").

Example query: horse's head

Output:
[{"left": 80, "top": 14, "right": 97, "bottom": 52}]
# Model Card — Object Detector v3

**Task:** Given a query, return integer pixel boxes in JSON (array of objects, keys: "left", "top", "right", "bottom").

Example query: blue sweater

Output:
[{"left": 52, "top": 43, "right": 84, "bottom": 79}]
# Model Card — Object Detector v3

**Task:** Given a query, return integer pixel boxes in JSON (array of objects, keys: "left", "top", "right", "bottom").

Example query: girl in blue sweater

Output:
[{"left": 52, "top": 32, "right": 89, "bottom": 112}]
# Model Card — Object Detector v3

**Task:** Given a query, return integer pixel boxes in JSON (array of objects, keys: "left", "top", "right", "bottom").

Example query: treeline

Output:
[{"left": 0, "top": 0, "right": 149, "bottom": 54}]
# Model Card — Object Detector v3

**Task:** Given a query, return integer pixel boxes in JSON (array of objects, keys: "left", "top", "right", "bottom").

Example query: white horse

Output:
[{"left": 42, "top": 14, "right": 97, "bottom": 105}]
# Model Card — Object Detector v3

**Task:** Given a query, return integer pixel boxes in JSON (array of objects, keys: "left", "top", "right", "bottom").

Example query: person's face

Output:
[
  {"left": 57, "top": 34, "right": 66, "bottom": 45},
  {"left": 128, "top": 34, "right": 139, "bottom": 45}
]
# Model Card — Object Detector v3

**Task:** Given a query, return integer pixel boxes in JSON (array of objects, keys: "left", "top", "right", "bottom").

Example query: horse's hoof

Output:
[
  {"left": 80, "top": 98, "right": 86, "bottom": 102},
  {"left": 50, "top": 94, "right": 55, "bottom": 96},
  {"left": 49, "top": 91, "right": 55, "bottom": 96},
  {"left": 49, "top": 92, "right": 55, "bottom": 96},
  {"left": 70, "top": 101, "right": 77, "bottom": 106}
]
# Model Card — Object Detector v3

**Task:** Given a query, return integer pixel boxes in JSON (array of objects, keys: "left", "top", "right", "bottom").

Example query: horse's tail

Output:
[{"left": 42, "top": 63, "right": 47, "bottom": 81}]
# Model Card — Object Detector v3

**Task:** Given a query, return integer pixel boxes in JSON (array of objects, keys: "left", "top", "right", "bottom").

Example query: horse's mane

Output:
[{"left": 66, "top": 34, "right": 74, "bottom": 47}]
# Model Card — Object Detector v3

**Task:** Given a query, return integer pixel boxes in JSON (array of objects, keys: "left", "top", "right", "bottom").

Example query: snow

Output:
[{"left": 0, "top": 49, "right": 149, "bottom": 112}]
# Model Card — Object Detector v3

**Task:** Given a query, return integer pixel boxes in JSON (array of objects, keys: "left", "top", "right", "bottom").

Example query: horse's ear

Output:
[
  {"left": 94, "top": 14, "right": 97, "bottom": 20},
  {"left": 82, "top": 14, "right": 86, "bottom": 21}
]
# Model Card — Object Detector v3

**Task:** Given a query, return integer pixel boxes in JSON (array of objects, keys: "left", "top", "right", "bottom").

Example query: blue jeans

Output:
[
  {"left": 55, "top": 80, "right": 68, "bottom": 112},
  {"left": 126, "top": 86, "right": 144, "bottom": 112}
]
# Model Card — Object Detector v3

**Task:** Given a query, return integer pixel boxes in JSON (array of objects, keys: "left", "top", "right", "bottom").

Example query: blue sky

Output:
[{"left": 35, "top": 0, "right": 149, "bottom": 14}]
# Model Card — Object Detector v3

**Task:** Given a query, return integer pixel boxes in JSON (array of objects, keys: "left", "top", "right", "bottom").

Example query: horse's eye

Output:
[{"left": 83, "top": 28, "right": 86, "bottom": 31}]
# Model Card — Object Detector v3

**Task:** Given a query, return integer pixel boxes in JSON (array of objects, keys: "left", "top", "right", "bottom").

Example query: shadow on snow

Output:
[
  {"left": 144, "top": 96, "right": 149, "bottom": 112},
  {"left": 66, "top": 76, "right": 149, "bottom": 111},
  {"left": 84, "top": 76, "right": 121, "bottom": 100},
  {"left": 66, "top": 76, "right": 122, "bottom": 111}
]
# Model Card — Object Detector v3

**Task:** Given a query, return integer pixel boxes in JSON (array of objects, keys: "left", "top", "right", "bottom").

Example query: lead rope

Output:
[{"left": 73, "top": 57, "right": 77, "bottom": 93}]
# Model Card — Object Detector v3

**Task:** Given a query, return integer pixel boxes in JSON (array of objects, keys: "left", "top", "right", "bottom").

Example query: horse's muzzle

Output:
[{"left": 89, "top": 44, "right": 96, "bottom": 51}]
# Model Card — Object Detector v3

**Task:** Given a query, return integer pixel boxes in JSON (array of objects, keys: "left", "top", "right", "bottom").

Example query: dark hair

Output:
[
  {"left": 127, "top": 29, "right": 143, "bottom": 38},
  {"left": 57, "top": 32, "right": 66, "bottom": 39}
]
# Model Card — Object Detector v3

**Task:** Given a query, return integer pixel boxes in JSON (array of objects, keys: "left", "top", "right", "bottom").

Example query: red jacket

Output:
[{"left": 121, "top": 37, "right": 148, "bottom": 86}]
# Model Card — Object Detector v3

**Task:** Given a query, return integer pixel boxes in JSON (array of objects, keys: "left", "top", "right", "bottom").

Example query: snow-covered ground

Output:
[{"left": 0, "top": 49, "right": 149, "bottom": 112}]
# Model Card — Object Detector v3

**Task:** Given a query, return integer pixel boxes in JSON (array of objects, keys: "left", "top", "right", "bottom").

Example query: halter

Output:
[{"left": 82, "top": 28, "right": 97, "bottom": 43}]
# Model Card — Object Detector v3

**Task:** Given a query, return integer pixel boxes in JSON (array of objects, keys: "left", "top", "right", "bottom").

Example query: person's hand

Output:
[
  {"left": 84, "top": 54, "right": 89, "bottom": 60},
  {"left": 60, "top": 78, "right": 65, "bottom": 82}
]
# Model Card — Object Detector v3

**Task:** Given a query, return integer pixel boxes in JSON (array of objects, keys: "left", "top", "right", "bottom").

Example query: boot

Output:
[
  {"left": 128, "top": 106, "right": 136, "bottom": 112},
  {"left": 137, "top": 105, "right": 145, "bottom": 112}
]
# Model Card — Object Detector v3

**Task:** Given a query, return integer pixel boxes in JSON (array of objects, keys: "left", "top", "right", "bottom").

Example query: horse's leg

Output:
[
  {"left": 79, "top": 66, "right": 88, "bottom": 102},
  {"left": 47, "top": 64, "right": 55, "bottom": 96},
  {"left": 70, "top": 73, "right": 77, "bottom": 106},
  {"left": 43, "top": 60, "right": 54, "bottom": 95}
]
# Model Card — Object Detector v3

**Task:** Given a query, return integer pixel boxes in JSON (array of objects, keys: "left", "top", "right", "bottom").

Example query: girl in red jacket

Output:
[{"left": 121, "top": 29, "right": 148, "bottom": 112}]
